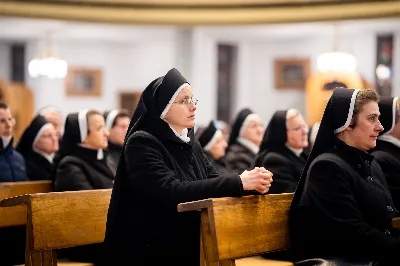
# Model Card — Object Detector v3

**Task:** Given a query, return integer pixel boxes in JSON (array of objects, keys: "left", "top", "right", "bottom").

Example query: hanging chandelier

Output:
[
  {"left": 316, "top": 24, "right": 357, "bottom": 73},
  {"left": 28, "top": 36, "right": 68, "bottom": 79}
]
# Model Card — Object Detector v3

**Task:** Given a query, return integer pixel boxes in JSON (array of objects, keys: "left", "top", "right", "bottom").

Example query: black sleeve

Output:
[
  {"left": 306, "top": 159, "right": 400, "bottom": 255},
  {"left": 55, "top": 159, "right": 94, "bottom": 191},
  {"left": 262, "top": 154, "right": 298, "bottom": 194},
  {"left": 126, "top": 136, "right": 244, "bottom": 209}
]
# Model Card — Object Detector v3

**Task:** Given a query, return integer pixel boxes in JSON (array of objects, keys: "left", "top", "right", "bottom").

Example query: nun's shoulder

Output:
[
  {"left": 307, "top": 152, "right": 348, "bottom": 175},
  {"left": 227, "top": 143, "right": 245, "bottom": 153},
  {"left": 125, "top": 130, "right": 166, "bottom": 154}
]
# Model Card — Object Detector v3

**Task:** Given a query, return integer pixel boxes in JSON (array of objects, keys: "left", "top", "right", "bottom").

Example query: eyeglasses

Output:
[
  {"left": 173, "top": 97, "right": 199, "bottom": 106},
  {"left": 40, "top": 133, "right": 58, "bottom": 140},
  {"left": 0, "top": 117, "right": 16, "bottom": 126},
  {"left": 288, "top": 124, "right": 309, "bottom": 132}
]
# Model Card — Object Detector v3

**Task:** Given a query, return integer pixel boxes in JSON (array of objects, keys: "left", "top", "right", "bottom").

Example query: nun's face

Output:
[
  {"left": 209, "top": 133, "right": 228, "bottom": 160},
  {"left": 286, "top": 114, "right": 309, "bottom": 149},
  {"left": 43, "top": 112, "right": 63, "bottom": 140},
  {"left": 345, "top": 101, "right": 383, "bottom": 151},
  {"left": 0, "top": 108, "right": 14, "bottom": 137},
  {"left": 34, "top": 125, "right": 59, "bottom": 154},
  {"left": 109, "top": 116, "right": 130, "bottom": 146},
  {"left": 163, "top": 86, "right": 197, "bottom": 134},
  {"left": 241, "top": 114, "right": 264, "bottom": 146},
  {"left": 84, "top": 114, "right": 109, "bottom": 149}
]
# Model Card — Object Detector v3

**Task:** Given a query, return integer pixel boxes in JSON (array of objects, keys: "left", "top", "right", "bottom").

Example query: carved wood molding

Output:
[{"left": 0, "top": 0, "right": 399, "bottom": 25}]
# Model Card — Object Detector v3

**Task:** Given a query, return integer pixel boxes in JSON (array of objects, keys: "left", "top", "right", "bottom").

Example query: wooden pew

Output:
[
  {"left": 178, "top": 193, "right": 294, "bottom": 266},
  {"left": 0, "top": 180, "right": 52, "bottom": 227},
  {"left": 0, "top": 189, "right": 111, "bottom": 266}
]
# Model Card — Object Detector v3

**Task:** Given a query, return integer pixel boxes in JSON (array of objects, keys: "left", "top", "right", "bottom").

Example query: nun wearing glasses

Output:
[
  {"left": 16, "top": 115, "right": 59, "bottom": 181},
  {"left": 103, "top": 68, "right": 273, "bottom": 266}
]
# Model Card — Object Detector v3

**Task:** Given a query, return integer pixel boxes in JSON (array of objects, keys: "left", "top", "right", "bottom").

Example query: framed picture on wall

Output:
[
  {"left": 119, "top": 91, "right": 142, "bottom": 116},
  {"left": 65, "top": 67, "right": 102, "bottom": 96},
  {"left": 274, "top": 58, "right": 310, "bottom": 89}
]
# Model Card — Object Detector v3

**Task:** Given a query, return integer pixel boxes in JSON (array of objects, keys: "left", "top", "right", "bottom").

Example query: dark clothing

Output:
[
  {"left": 291, "top": 139, "right": 400, "bottom": 264},
  {"left": 104, "top": 69, "right": 246, "bottom": 266},
  {"left": 371, "top": 140, "right": 400, "bottom": 211},
  {"left": 0, "top": 140, "right": 26, "bottom": 183},
  {"left": 0, "top": 226, "right": 26, "bottom": 266},
  {"left": 104, "top": 127, "right": 243, "bottom": 266},
  {"left": 106, "top": 141, "right": 122, "bottom": 176},
  {"left": 204, "top": 151, "right": 233, "bottom": 175},
  {"left": 55, "top": 145, "right": 114, "bottom": 191},
  {"left": 254, "top": 146, "right": 306, "bottom": 194},
  {"left": 225, "top": 142, "right": 256, "bottom": 174},
  {"left": 24, "top": 152, "right": 53, "bottom": 181},
  {"left": 55, "top": 145, "right": 113, "bottom": 264}
]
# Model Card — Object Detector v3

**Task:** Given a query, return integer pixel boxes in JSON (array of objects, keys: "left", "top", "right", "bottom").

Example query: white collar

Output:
[
  {"left": 378, "top": 135, "right": 400, "bottom": 149},
  {"left": 1, "top": 136, "right": 12, "bottom": 149},
  {"left": 33, "top": 149, "right": 55, "bottom": 163},
  {"left": 237, "top": 137, "right": 259, "bottom": 155},
  {"left": 285, "top": 143, "right": 303, "bottom": 157},
  {"left": 169, "top": 126, "right": 190, "bottom": 143},
  {"left": 78, "top": 144, "right": 104, "bottom": 160}
]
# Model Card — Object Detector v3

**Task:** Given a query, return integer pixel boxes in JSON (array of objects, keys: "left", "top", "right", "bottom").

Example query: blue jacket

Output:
[{"left": 0, "top": 139, "right": 27, "bottom": 182}]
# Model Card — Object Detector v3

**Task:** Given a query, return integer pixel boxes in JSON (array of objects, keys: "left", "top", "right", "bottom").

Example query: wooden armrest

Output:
[
  {"left": 0, "top": 194, "right": 30, "bottom": 207},
  {"left": 392, "top": 217, "right": 400, "bottom": 229},
  {"left": 177, "top": 199, "right": 213, "bottom": 212}
]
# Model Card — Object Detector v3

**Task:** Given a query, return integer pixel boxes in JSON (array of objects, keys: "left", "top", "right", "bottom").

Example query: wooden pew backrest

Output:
[
  {"left": 0, "top": 181, "right": 52, "bottom": 227},
  {"left": 0, "top": 189, "right": 111, "bottom": 251},
  {"left": 178, "top": 193, "right": 294, "bottom": 264},
  {"left": 31, "top": 189, "right": 111, "bottom": 250}
]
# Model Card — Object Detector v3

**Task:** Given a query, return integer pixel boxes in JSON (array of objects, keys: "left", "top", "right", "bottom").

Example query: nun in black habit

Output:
[
  {"left": 225, "top": 108, "right": 264, "bottom": 174},
  {"left": 195, "top": 120, "right": 232, "bottom": 175},
  {"left": 253, "top": 109, "right": 308, "bottom": 194},
  {"left": 54, "top": 109, "right": 114, "bottom": 191},
  {"left": 290, "top": 88, "right": 400, "bottom": 265},
  {"left": 102, "top": 68, "right": 273, "bottom": 266},
  {"left": 371, "top": 97, "right": 400, "bottom": 211},
  {"left": 54, "top": 109, "right": 114, "bottom": 264},
  {"left": 103, "top": 109, "right": 130, "bottom": 176},
  {"left": 16, "top": 115, "right": 59, "bottom": 181}
]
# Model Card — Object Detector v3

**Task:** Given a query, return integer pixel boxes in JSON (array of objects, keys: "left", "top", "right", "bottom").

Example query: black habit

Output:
[
  {"left": 16, "top": 115, "right": 54, "bottom": 181},
  {"left": 103, "top": 69, "right": 244, "bottom": 266},
  {"left": 54, "top": 111, "right": 114, "bottom": 191},
  {"left": 103, "top": 110, "right": 123, "bottom": 176},
  {"left": 54, "top": 111, "right": 114, "bottom": 265},
  {"left": 105, "top": 141, "right": 121, "bottom": 176},
  {"left": 371, "top": 96, "right": 400, "bottom": 211},
  {"left": 225, "top": 108, "right": 257, "bottom": 174},
  {"left": 254, "top": 110, "right": 307, "bottom": 194},
  {"left": 290, "top": 88, "right": 400, "bottom": 265}
]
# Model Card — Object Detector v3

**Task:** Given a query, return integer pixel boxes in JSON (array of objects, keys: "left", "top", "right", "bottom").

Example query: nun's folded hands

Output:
[{"left": 239, "top": 167, "right": 273, "bottom": 194}]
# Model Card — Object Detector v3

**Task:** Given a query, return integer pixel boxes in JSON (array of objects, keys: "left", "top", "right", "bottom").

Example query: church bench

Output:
[
  {"left": 0, "top": 180, "right": 52, "bottom": 227},
  {"left": 0, "top": 189, "right": 111, "bottom": 266},
  {"left": 178, "top": 193, "right": 295, "bottom": 266}
]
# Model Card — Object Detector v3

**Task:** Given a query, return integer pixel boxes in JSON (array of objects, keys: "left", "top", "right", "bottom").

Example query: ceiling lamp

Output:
[
  {"left": 28, "top": 35, "right": 68, "bottom": 79},
  {"left": 316, "top": 24, "right": 356, "bottom": 73},
  {"left": 317, "top": 51, "right": 356, "bottom": 73},
  {"left": 29, "top": 57, "right": 67, "bottom": 79}
]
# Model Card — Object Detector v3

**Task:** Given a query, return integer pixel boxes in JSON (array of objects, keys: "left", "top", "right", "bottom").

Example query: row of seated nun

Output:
[
  {"left": 9, "top": 108, "right": 130, "bottom": 184},
  {"left": 196, "top": 107, "right": 311, "bottom": 195}
]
